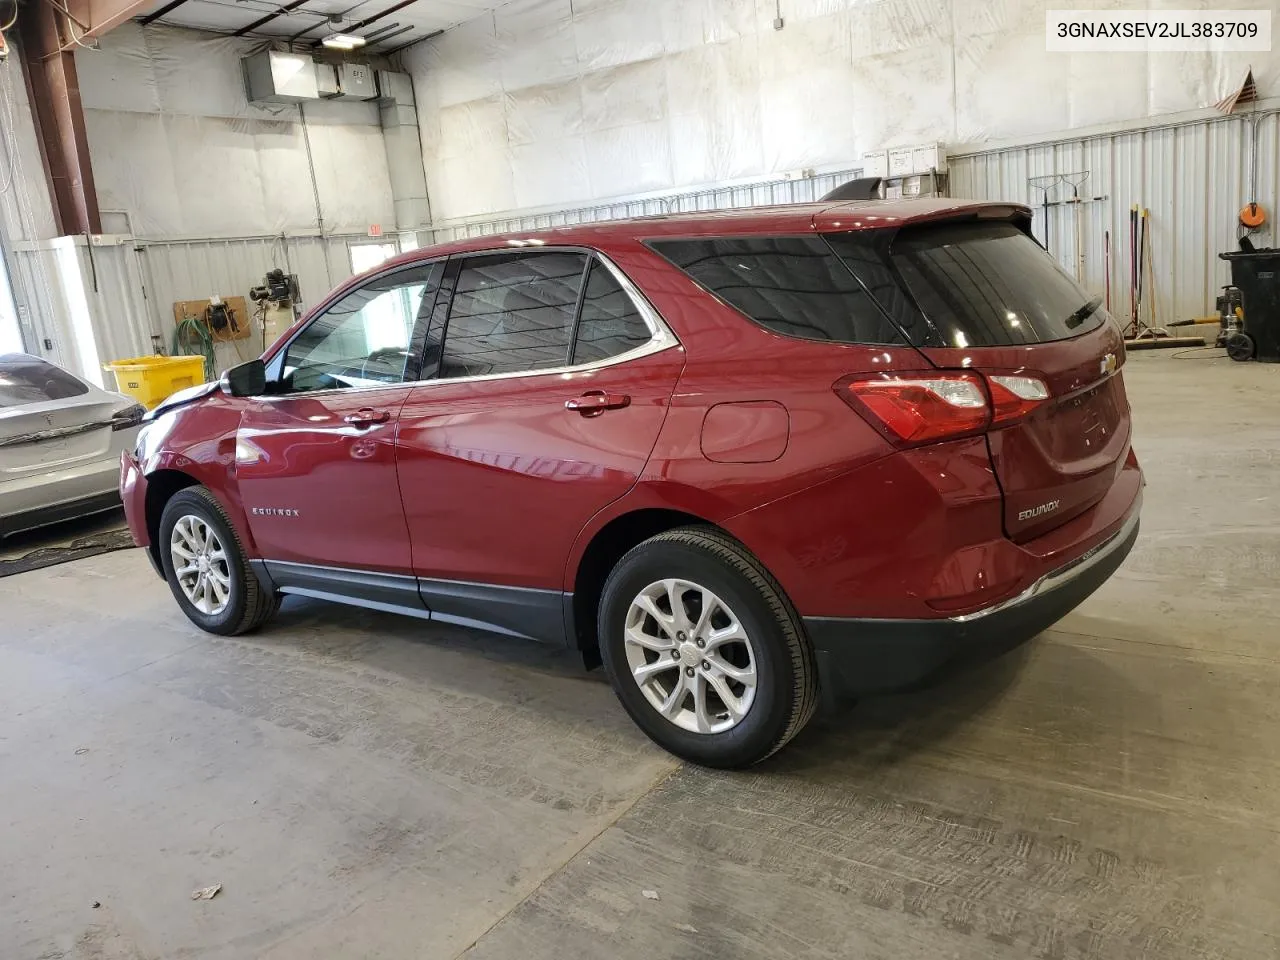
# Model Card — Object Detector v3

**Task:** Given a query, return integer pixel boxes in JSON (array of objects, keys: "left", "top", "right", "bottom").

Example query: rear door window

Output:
[
  {"left": 870, "top": 221, "right": 1107, "bottom": 348},
  {"left": 440, "top": 252, "right": 588, "bottom": 378},
  {"left": 0, "top": 354, "right": 89, "bottom": 407},
  {"left": 648, "top": 237, "right": 905, "bottom": 346},
  {"left": 571, "top": 261, "right": 652, "bottom": 363}
]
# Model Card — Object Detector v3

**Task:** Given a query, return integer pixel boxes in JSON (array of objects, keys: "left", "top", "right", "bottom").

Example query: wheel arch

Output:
[
  {"left": 143, "top": 469, "right": 203, "bottom": 576},
  {"left": 569, "top": 507, "right": 741, "bottom": 666}
]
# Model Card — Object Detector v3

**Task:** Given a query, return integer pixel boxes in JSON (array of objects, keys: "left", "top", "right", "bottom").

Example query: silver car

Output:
[{"left": 0, "top": 353, "right": 145, "bottom": 538}]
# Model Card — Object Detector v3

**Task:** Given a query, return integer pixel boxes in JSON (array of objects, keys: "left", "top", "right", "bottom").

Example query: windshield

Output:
[{"left": 0, "top": 354, "right": 89, "bottom": 408}]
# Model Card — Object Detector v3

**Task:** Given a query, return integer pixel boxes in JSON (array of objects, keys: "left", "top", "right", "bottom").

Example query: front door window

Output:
[{"left": 278, "top": 263, "right": 442, "bottom": 393}]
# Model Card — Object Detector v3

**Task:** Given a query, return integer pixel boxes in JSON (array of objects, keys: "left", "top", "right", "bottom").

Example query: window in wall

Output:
[
  {"left": 280, "top": 262, "right": 442, "bottom": 393},
  {"left": 439, "top": 252, "right": 588, "bottom": 378},
  {"left": 571, "top": 262, "right": 652, "bottom": 363}
]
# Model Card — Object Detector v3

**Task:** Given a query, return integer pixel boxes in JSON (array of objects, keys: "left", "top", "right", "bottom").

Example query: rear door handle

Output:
[
  {"left": 565, "top": 391, "right": 631, "bottom": 416},
  {"left": 344, "top": 407, "right": 391, "bottom": 427}
]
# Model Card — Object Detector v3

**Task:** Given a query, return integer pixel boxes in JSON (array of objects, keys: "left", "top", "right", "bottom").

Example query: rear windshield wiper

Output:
[{"left": 1064, "top": 296, "right": 1103, "bottom": 330}]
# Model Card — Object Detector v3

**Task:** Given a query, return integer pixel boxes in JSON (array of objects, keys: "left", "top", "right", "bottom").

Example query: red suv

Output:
[{"left": 120, "top": 199, "right": 1142, "bottom": 767}]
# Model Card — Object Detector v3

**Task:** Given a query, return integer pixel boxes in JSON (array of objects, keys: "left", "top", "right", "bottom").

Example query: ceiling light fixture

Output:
[{"left": 322, "top": 33, "right": 366, "bottom": 49}]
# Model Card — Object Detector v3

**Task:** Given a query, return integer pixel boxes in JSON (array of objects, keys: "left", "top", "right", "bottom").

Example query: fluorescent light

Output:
[{"left": 322, "top": 33, "right": 366, "bottom": 49}]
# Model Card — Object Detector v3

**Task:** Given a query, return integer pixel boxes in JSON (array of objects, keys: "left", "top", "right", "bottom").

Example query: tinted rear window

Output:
[
  {"left": 0, "top": 354, "right": 89, "bottom": 408},
  {"left": 880, "top": 222, "right": 1106, "bottom": 347},
  {"left": 648, "top": 237, "right": 905, "bottom": 346}
]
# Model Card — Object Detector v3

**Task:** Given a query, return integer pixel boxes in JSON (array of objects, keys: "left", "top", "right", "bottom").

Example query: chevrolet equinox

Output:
[{"left": 121, "top": 199, "right": 1143, "bottom": 768}]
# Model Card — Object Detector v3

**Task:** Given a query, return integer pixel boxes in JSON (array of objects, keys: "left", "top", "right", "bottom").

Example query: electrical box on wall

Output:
[
  {"left": 863, "top": 142, "right": 947, "bottom": 179},
  {"left": 337, "top": 63, "right": 376, "bottom": 100},
  {"left": 242, "top": 50, "right": 318, "bottom": 104},
  {"left": 316, "top": 62, "right": 378, "bottom": 101}
]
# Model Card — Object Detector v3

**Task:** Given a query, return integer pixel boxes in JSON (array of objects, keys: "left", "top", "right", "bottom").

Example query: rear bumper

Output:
[
  {"left": 0, "top": 489, "right": 122, "bottom": 538},
  {"left": 806, "top": 490, "right": 1141, "bottom": 702},
  {"left": 0, "top": 456, "right": 124, "bottom": 538}
]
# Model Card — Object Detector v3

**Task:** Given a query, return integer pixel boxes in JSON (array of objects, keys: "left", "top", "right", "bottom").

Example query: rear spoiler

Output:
[{"left": 821, "top": 178, "right": 884, "bottom": 202}]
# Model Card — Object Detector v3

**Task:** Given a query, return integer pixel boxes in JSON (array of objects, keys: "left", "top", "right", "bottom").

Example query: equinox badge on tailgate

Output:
[{"left": 1019, "top": 500, "right": 1061, "bottom": 521}]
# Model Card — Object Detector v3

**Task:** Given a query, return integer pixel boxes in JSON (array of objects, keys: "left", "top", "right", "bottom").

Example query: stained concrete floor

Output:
[{"left": 2, "top": 350, "right": 1278, "bottom": 960}]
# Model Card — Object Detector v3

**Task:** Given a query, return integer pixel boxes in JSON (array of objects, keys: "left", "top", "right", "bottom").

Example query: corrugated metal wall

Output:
[
  {"left": 136, "top": 235, "right": 361, "bottom": 369},
  {"left": 422, "top": 167, "right": 863, "bottom": 243},
  {"left": 949, "top": 109, "right": 1280, "bottom": 328},
  {"left": 7, "top": 233, "right": 368, "bottom": 383}
]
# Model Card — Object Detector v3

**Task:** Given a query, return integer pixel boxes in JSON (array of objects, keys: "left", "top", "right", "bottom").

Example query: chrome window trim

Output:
[{"left": 256, "top": 250, "right": 679, "bottom": 403}]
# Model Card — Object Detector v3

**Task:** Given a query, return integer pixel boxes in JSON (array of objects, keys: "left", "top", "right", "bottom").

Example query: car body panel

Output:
[
  {"left": 1, "top": 355, "right": 141, "bottom": 537},
  {"left": 398, "top": 341, "right": 686, "bottom": 589},
  {"left": 235, "top": 386, "right": 415, "bottom": 573},
  {"left": 919, "top": 320, "right": 1132, "bottom": 542}
]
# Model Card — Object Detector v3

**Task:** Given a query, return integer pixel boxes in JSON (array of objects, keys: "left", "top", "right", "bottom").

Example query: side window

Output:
[
  {"left": 280, "top": 263, "right": 442, "bottom": 394},
  {"left": 648, "top": 236, "right": 905, "bottom": 346},
  {"left": 440, "top": 252, "right": 587, "bottom": 378},
  {"left": 571, "top": 262, "right": 652, "bottom": 363}
]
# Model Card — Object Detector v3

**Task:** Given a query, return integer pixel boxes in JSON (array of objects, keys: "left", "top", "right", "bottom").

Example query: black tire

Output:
[
  {"left": 1226, "top": 331, "right": 1256, "bottom": 362},
  {"left": 158, "top": 485, "right": 279, "bottom": 636},
  {"left": 598, "top": 526, "right": 818, "bottom": 768}
]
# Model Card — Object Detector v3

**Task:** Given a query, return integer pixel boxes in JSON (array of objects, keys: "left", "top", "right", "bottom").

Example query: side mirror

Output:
[{"left": 220, "top": 358, "right": 266, "bottom": 397}]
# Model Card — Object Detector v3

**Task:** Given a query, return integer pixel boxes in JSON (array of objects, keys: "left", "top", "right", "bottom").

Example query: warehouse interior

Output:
[{"left": 2, "top": 1, "right": 1280, "bottom": 958}]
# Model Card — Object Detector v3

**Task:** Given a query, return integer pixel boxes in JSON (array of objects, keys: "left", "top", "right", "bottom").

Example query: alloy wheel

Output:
[
  {"left": 623, "top": 578, "right": 758, "bottom": 734},
  {"left": 170, "top": 514, "right": 231, "bottom": 616}
]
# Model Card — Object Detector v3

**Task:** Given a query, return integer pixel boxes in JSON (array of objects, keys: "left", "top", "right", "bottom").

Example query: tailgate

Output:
[
  {"left": 920, "top": 321, "right": 1131, "bottom": 541},
  {"left": 828, "top": 216, "right": 1134, "bottom": 542}
]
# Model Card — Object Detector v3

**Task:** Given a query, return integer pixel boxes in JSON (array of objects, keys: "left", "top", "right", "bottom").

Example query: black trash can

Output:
[{"left": 1219, "top": 249, "right": 1280, "bottom": 362}]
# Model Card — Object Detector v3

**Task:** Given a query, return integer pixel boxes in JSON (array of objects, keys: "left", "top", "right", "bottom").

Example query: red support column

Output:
[{"left": 17, "top": 2, "right": 101, "bottom": 236}]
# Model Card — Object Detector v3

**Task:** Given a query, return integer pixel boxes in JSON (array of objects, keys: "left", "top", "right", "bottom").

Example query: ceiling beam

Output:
[
  {"left": 295, "top": 0, "right": 415, "bottom": 44},
  {"left": 138, "top": 0, "right": 192, "bottom": 25},
  {"left": 384, "top": 26, "right": 439, "bottom": 56},
  {"left": 233, "top": 0, "right": 310, "bottom": 37},
  {"left": 78, "top": 0, "right": 171, "bottom": 39}
]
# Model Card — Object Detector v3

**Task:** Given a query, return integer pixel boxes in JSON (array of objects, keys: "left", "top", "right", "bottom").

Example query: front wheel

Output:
[
  {"left": 599, "top": 527, "right": 818, "bottom": 768},
  {"left": 159, "top": 485, "right": 279, "bottom": 636}
]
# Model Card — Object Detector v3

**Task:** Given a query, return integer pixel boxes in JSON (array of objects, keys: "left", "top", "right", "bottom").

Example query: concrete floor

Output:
[{"left": 2, "top": 350, "right": 1278, "bottom": 960}]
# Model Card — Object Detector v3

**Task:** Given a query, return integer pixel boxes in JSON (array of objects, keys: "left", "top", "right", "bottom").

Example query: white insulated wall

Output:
[
  {"left": 77, "top": 23, "right": 395, "bottom": 240},
  {"left": 2, "top": 24, "right": 397, "bottom": 378},
  {"left": 403, "top": 0, "right": 1280, "bottom": 225}
]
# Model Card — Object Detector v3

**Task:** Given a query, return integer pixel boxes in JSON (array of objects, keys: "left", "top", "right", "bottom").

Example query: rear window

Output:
[
  {"left": 648, "top": 237, "right": 905, "bottom": 346},
  {"left": 0, "top": 354, "right": 89, "bottom": 408},
  {"left": 874, "top": 221, "right": 1106, "bottom": 347}
]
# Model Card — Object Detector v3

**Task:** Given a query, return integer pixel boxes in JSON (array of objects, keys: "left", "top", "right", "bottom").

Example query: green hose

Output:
[{"left": 172, "top": 314, "right": 217, "bottom": 382}]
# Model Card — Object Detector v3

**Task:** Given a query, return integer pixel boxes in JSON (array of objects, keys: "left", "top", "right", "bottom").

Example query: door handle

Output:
[
  {"left": 344, "top": 407, "right": 391, "bottom": 427},
  {"left": 565, "top": 391, "right": 631, "bottom": 416}
]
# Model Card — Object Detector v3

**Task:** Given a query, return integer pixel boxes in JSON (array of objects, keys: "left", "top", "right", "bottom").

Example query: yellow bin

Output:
[{"left": 104, "top": 355, "right": 207, "bottom": 409}]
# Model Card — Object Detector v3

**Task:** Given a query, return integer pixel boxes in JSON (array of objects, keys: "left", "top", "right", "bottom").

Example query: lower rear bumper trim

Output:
[{"left": 804, "top": 503, "right": 1141, "bottom": 704}]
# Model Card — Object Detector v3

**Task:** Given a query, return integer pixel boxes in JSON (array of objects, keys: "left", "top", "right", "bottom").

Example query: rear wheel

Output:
[
  {"left": 599, "top": 527, "right": 817, "bottom": 768},
  {"left": 159, "top": 486, "right": 279, "bottom": 635}
]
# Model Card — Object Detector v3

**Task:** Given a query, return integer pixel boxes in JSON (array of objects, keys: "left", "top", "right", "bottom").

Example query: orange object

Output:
[{"left": 1240, "top": 203, "right": 1267, "bottom": 228}]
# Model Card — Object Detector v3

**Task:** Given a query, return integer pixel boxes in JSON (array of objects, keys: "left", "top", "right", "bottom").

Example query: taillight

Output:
[
  {"left": 836, "top": 371, "right": 1049, "bottom": 447},
  {"left": 988, "top": 375, "right": 1049, "bottom": 425}
]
